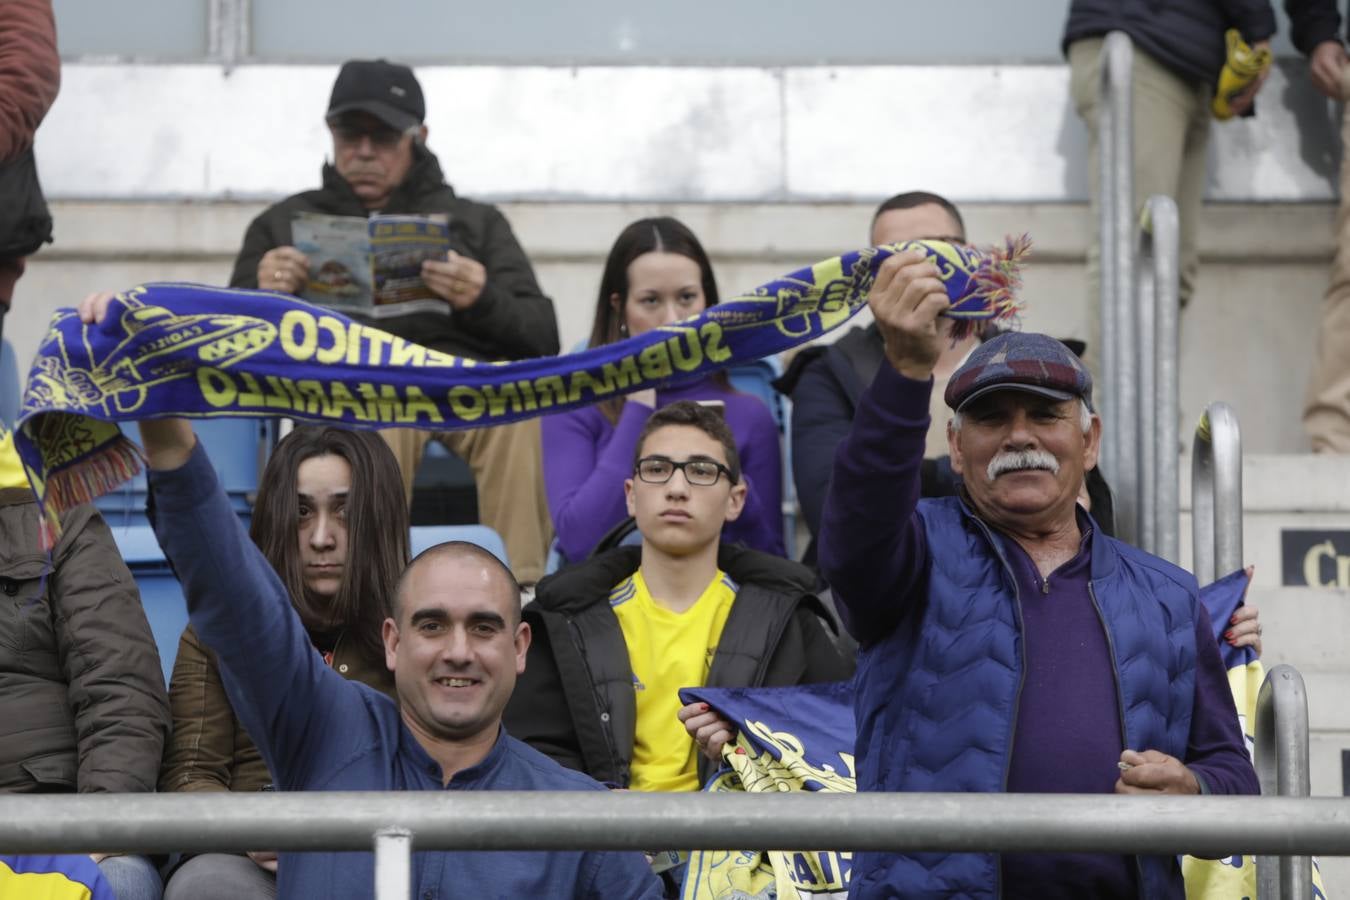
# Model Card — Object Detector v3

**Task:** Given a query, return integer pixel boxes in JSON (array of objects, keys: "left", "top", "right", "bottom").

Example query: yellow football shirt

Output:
[
  {"left": 610, "top": 568, "right": 738, "bottom": 793},
  {"left": 0, "top": 428, "right": 30, "bottom": 490}
]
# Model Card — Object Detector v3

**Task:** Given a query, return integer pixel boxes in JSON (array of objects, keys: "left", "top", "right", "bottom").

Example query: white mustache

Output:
[{"left": 986, "top": 449, "right": 1060, "bottom": 481}]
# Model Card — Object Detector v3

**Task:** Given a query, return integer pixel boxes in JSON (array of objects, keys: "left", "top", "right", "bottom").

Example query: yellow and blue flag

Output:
[
  {"left": 0, "top": 855, "right": 114, "bottom": 900},
  {"left": 1184, "top": 568, "right": 1330, "bottom": 900}
]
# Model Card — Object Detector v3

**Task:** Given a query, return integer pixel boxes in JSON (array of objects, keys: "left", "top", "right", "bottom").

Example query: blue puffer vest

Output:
[{"left": 848, "top": 498, "right": 1200, "bottom": 900}]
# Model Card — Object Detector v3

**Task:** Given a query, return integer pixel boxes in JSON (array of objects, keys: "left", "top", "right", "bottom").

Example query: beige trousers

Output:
[
  {"left": 1302, "top": 66, "right": 1350, "bottom": 453},
  {"left": 1069, "top": 37, "right": 1210, "bottom": 375},
  {"left": 382, "top": 419, "right": 552, "bottom": 583}
]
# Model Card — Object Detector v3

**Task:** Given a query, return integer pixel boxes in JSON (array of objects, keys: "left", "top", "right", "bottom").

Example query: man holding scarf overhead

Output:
[{"left": 818, "top": 249, "right": 1257, "bottom": 898}]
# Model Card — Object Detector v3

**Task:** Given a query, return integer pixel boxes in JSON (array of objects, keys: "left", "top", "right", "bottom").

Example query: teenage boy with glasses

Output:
[{"left": 504, "top": 400, "right": 853, "bottom": 794}]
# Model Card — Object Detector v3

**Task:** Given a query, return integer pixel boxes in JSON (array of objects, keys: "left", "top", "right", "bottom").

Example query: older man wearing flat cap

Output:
[
  {"left": 229, "top": 59, "right": 557, "bottom": 582},
  {"left": 818, "top": 249, "right": 1258, "bottom": 900}
]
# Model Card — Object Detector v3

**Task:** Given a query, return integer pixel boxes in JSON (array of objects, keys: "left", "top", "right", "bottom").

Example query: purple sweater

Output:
[
  {"left": 541, "top": 376, "right": 784, "bottom": 561},
  {"left": 822, "top": 364, "right": 1257, "bottom": 898}
]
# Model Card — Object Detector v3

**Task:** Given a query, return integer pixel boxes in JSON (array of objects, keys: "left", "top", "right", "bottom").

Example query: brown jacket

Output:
[
  {"left": 0, "top": 489, "right": 170, "bottom": 793},
  {"left": 160, "top": 623, "right": 395, "bottom": 793}
]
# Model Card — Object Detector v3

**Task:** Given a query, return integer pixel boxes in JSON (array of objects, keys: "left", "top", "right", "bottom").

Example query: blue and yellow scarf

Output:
[{"left": 13, "top": 238, "right": 1027, "bottom": 538}]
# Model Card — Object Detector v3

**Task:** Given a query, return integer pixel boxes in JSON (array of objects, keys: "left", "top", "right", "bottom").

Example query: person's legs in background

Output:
[
  {"left": 1068, "top": 37, "right": 1207, "bottom": 379},
  {"left": 381, "top": 426, "right": 432, "bottom": 508},
  {"left": 382, "top": 422, "right": 552, "bottom": 583},
  {"left": 163, "top": 853, "right": 276, "bottom": 900},
  {"left": 441, "top": 419, "right": 552, "bottom": 584},
  {"left": 1303, "top": 66, "right": 1350, "bottom": 452},
  {"left": 97, "top": 854, "right": 163, "bottom": 900}
]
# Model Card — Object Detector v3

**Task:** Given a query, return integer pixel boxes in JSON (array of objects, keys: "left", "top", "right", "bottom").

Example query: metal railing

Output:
[
  {"left": 1098, "top": 33, "right": 1183, "bottom": 556},
  {"left": 1098, "top": 31, "right": 1137, "bottom": 541},
  {"left": 1191, "top": 401, "right": 1244, "bottom": 585},
  {"left": 1135, "top": 195, "right": 1181, "bottom": 562},
  {"left": 3, "top": 792, "right": 1349, "bottom": 899},
  {"left": 1256, "top": 665, "right": 1314, "bottom": 900},
  {"left": 207, "top": 0, "right": 251, "bottom": 68}
]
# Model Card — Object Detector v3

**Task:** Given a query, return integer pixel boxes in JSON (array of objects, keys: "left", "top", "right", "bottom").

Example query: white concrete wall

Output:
[{"left": 32, "top": 63, "right": 1343, "bottom": 203}]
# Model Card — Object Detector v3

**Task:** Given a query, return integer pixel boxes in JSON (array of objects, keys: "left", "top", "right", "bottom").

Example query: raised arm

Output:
[{"left": 817, "top": 250, "right": 949, "bottom": 643}]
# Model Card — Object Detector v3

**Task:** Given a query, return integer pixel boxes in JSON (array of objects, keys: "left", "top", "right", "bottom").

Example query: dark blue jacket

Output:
[
  {"left": 1063, "top": 0, "right": 1276, "bottom": 85},
  {"left": 148, "top": 441, "right": 662, "bottom": 900},
  {"left": 845, "top": 498, "right": 1197, "bottom": 898},
  {"left": 819, "top": 365, "right": 1257, "bottom": 899},
  {"left": 1284, "top": 0, "right": 1345, "bottom": 56}
]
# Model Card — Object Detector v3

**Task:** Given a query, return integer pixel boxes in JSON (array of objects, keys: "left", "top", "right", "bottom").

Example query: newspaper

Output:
[{"left": 291, "top": 212, "right": 452, "bottom": 318}]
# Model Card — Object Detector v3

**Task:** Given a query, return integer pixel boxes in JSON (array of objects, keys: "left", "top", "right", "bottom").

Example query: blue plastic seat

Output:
[
  {"left": 96, "top": 419, "right": 271, "bottom": 527},
  {"left": 409, "top": 524, "right": 510, "bottom": 570},
  {"left": 727, "top": 357, "right": 786, "bottom": 431}
]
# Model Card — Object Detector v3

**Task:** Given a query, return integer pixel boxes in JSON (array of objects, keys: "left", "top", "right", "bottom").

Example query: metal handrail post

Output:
[
  {"left": 1139, "top": 196, "right": 1180, "bottom": 562},
  {"left": 1255, "top": 665, "right": 1313, "bottom": 900},
  {"left": 1099, "top": 31, "right": 1138, "bottom": 543},
  {"left": 1191, "top": 402, "right": 1242, "bottom": 583},
  {"left": 374, "top": 829, "right": 413, "bottom": 900},
  {"left": 1137, "top": 210, "right": 1158, "bottom": 554}
]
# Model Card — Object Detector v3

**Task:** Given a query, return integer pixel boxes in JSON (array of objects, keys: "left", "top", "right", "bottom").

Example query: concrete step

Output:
[
  {"left": 1246, "top": 587, "right": 1350, "bottom": 675},
  {"left": 1231, "top": 587, "right": 1348, "bottom": 804},
  {"left": 1174, "top": 454, "right": 1350, "bottom": 589}
]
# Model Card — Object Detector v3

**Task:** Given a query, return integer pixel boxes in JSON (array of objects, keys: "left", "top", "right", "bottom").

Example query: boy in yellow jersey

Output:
[{"left": 505, "top": 401, "right": 853, "bottom": 791}]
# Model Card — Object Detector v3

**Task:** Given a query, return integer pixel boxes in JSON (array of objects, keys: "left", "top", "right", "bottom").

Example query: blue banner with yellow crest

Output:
[{"left": 12, "top": 238, "right": 1025, "bottom": 534}]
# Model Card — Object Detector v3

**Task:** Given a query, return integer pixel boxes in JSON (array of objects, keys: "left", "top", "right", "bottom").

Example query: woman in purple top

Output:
[{"left": 543, "top": 217, "right": 784, "bottom": 563}]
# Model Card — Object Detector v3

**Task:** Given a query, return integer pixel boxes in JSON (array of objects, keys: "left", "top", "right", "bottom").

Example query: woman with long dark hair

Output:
[
  {"left": 542, "top": 217, "right": 784, "bottom": 563},
  {"left": 159, "top": 426, "right": 409, "bottom": 900}
]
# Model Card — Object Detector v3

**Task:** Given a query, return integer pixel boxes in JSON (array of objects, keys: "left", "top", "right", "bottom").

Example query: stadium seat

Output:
[
  {"left": 95, "top": 419, "right": 273, "bottom": 527},
  {"left": 109, "top": 524, "right": 187, "bottom": 686},
  {"left": 727, "top": 357, "right": 786, "bottom": 431},
  {"left": 729, "top": 356, "right": 796, "bottom": 557},
  {"left": 410, "top": 524, "right": 510, "bottom": 570},
  {"left": 410, "top": 439, "right": 479, "bottom": 526}
]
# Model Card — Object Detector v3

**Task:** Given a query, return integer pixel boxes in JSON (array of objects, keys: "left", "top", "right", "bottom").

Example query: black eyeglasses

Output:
[
  {"left": 635, "top": 456, "right": 735, "bottom": 486},
  {"left": 331, "top": 123, "right": 407, "bottom": 149}
]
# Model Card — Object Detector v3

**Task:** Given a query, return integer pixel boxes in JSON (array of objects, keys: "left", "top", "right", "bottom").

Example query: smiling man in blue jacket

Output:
[
  {"left": 77, "top": 292, "right": 660, "bottom": 900},
  {"left": 817, "top": 251, "right": 1258, "bottom": 899}
]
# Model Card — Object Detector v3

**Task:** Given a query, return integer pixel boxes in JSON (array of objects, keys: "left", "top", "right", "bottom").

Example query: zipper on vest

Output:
[
  {"left": 1086, "top": 581, "right": 1146, "bottom": 896},
  {"left": 967, "top": 516, "right": 1026, "bottom": 900}
]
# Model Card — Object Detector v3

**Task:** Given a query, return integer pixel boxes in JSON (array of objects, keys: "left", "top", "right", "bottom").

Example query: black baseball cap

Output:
[{"left": 326, "top": 59, "right": 425, "bottom": 132}]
